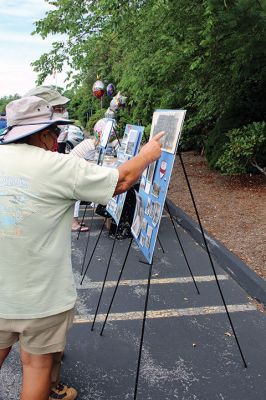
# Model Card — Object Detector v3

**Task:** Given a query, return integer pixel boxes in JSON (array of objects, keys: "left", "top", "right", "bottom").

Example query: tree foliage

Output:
[
  {"left": 32, "top": 0, "right": 266, "bottom": 174},
  {"left": 0, "top": 95, "right": 20, "bottom": 113}
]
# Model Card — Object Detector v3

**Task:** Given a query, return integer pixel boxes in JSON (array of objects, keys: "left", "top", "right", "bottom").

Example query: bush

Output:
[{"left": 215, "top": 122, "right": 266, "bottom": 175}]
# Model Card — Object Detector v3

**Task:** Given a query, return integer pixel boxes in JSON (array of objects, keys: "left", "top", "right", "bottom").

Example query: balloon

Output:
[
  {"left": 92, "top": 80, "right": 105, "bottom": 98},
  {"left": 93, "top": 118, "right": 116, "bottom": 140},
  {"left": 107, "top": 83, "right": 115, "bottom": 97},
  {"left": 109, "top": 91, "right": 127, "bottom": 112},
  {"left": 105, "top": 108, "right": 115, "bottom": 119}
]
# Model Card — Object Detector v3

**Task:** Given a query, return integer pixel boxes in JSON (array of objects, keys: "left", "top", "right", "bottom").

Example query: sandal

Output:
[
  {"left": 50, "top": 383, "right": 77, "bottom": 399},
  {"left": 72, "top": 224, "right": 89, "bottom": 232}
]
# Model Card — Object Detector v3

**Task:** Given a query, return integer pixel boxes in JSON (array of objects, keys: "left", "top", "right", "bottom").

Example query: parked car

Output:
[{"left": 65, "top": 124, "right": 84, "bottom": 153}]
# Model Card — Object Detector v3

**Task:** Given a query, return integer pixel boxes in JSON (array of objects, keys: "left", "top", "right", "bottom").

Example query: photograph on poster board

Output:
[
  {"left": 140, "top": 176, "right": 146, "bottom": 191},
  {"left": 146, "top": 161, "right": 156, "bottom": 183},
  {"left": 150, "top": 110, "right": 186, "bottom": 154},
  {"left": 145, "top": 198, "right": 151, "bottom": 216},
  {"left": 151, "top": 182, "right": 160, "bottom": 198},
  {"left": 125, "top": 129, "right": 139, "bottom": 156},
  {"left": 131, "top": 191, "right": 144, "bottom": 239},
  {"left": 145, "top": 225, "right": 153, "bottom": 249},
  {"left": 144, "top": 181, "right": 151, "bottom": 194},
  {"left": 152, "top": 202, "right": 161, "bottom": 226},
  {"left": 159, "top": 160, "right": 167, "bottom": 179},
  {"left": 142, "top": 218, "right": 148, "bottom": 232},
  {"left": 140, "top": 234, "right": 145, "bottom": 247}
]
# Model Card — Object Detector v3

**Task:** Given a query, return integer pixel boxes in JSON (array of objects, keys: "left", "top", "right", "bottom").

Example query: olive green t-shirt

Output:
[{"left": 0, "top": 144, "right": 119, "bottom": 319}]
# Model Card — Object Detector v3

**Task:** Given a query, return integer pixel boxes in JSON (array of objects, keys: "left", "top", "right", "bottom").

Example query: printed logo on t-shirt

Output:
[{"left": 0, "top": 176, "right": 37, "bottom": 238}]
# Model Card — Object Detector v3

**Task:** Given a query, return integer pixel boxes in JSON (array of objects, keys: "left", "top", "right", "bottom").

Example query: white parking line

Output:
[
  {"left": 77, "top": 275, "right": 229, "bottom": 290},
  {"left": 80, "top": 216, "right": 105, "bottom": 221},
  {"left": 74, "top": 303, "right": 256, "bottom": 324}
]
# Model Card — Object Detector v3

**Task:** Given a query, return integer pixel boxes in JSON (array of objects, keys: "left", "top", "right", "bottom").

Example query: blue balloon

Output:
[{"left": 107, "top": 83, "right": 115, "bottom": 97}]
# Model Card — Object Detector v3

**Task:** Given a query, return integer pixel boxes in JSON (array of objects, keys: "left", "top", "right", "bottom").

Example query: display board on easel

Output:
[
  {"left": 106, "top": 124, "right": 144, "bottom": 225},
  {"left": 131, "top": 109, "right": 186, "bottom": 263},
  {"left": 96, "top": 118, "right": 116, "bottom": 165}
]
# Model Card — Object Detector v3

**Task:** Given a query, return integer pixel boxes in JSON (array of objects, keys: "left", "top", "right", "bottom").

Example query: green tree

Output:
[
  {"left": 32, "top": 0, "right": 266, "bottom": 174},
  {"left": 0, "top": 95, "right": 20, "bottom": 113}
]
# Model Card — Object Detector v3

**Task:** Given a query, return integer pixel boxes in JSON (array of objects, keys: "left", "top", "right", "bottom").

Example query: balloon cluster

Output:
[
  {"left": 92, "top": 79, "right": 127, "bottom": 140},
  {"left": 92, "top": 80, "right": 116, "bottom": 99}
]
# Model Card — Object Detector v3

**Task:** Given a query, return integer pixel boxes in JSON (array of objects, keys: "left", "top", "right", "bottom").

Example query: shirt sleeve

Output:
[
  {"left": 73, "top": 158, "right": 119, "bottom": 205},
  {"left": 70, "top": 139, "right": 95, "bottom": 159}
]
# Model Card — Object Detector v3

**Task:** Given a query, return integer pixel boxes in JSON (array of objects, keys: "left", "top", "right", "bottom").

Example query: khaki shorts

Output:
[{"left": 0, "top": 308, "right": 74, "bottom": 355}]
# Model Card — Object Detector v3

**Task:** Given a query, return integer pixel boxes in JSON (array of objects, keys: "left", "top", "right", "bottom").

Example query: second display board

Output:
[{"left": 106, "top": 124, "right": 144, "bottom": 225}]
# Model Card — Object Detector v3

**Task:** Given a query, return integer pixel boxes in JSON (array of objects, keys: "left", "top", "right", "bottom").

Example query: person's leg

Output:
[
  {"left": 20, "top": 309, "right": 77, "bottom": 400},
  {"left": 50, "top": 351, "right": 63, "bottom": 389},
  {"left": 72, "top": 201, "right": 81, "bottom": 230},
  {"left": 72, "top": 201, "right": 89, "bottom": 231},
  {"left": 0, "top": 319, "right": 18, "bottom": 368},
  {"left": 20, "top": 348, "right": 53, "bottom": 400},
  {"left": 0, "top": 346, "right": 12, "bottom": 368}
]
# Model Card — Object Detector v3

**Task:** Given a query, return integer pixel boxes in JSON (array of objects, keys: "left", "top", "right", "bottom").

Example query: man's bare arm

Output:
[{"left": 114, "top": 132, "right": 165, "bottom": 195}]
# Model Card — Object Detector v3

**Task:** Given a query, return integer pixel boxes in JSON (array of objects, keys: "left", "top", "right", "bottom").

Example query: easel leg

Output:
[
  {"left": 165, "top": 200, "right": 200, "bottom": 295},
  {"left": 157, "top": 234, "right": 165, "bottom": 253},
  {"left": 80, "top": 205, "right": 96, "bottom": 276},
  {"left": 113, "top": 128, "right": 121, "bottom": 146},
  {"left": 100, "top": 237, "right": 133, "bottom": 336},
  {"left": 80, "top": 217, "right": 107, "bottom": 285},
  {"left": 77, "top": 203, "right": 88, "bottom": 241},
  {"left": 134, "top": 260, "right": 153, "bottom": 400},
  {"left": 178, "top": 152, "right": 247, "bottom": 367},
  {"left": 91, "top": 225, "right": 119, "bottom": 331}
]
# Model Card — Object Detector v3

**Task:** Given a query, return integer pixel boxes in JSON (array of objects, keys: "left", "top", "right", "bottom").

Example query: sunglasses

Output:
[{"left": 48, "top": 126, "right": 61, "bottom": 137}]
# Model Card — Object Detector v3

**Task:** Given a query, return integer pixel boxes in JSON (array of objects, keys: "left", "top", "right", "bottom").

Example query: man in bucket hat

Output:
[
  {"left": 23, "top": 85, "right": 90, "bottom": 231},
  {"left": 0, "top": 95, "right": 164, "bottom": 400}
]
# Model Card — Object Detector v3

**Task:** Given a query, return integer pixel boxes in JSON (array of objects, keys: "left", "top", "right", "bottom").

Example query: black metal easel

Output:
[
  {"left": 164, "top": 200, "right": 200, "bottom": 294},
  {"left": 80, "top": 204, "right": 97, "bottom": 276},
  {"left": 177, "top": 151, "right": 247, "bottom": 368},
  {"left": 91, "top": 224, "right": 120, "bottom": 331},
  {"left": 80, "top": 216, "right": 107, "bottom": 285},
  {"left": 99, "top": 237, "right": 134, "bottom": 336}
]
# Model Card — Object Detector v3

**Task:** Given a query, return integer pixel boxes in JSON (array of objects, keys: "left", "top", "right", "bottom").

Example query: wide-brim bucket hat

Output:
[{"left": 0, "top": 96, "right": 72, "bottom": 145}]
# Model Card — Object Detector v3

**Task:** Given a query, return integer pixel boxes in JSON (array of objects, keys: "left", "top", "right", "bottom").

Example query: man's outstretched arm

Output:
[{"left": 114, "top": 131, "right": 165, "bottom": 195}]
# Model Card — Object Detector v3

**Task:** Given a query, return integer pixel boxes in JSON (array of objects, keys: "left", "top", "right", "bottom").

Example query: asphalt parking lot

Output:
[{"left": 1, "top": 207, "right": 266, "bottom": 400}]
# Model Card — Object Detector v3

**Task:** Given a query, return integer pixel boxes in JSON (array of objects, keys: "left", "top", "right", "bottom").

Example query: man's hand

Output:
[
  {"left": 139, "top": 131, "right": 165, "bottom": 163},
  {"left": 114, "top": 131, "right": 165, "bottom": 195}
]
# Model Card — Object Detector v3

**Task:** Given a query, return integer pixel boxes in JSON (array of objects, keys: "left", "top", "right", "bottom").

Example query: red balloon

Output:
[{"left": 92, "top": 80, "right": 105, "bottom": 98}]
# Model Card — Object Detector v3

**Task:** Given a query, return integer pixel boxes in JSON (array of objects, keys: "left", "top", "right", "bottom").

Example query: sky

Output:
[{"left": 0, "top": 0, "right": 67, "bottom": 97}]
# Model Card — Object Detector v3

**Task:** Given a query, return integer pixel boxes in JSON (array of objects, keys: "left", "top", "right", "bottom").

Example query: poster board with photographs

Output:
[
  {"left": 99, "top": 118, "right": 115, "bottom": 149},
  {"left": 131, "top": 109, "right": 186, "bottom": 264},
  {"left": 106, "top": 124, "right": 144, "bottom": 225}
]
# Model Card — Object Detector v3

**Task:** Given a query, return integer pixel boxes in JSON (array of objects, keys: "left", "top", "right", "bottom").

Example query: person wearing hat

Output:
[
  {"left": 24, "top": 85, "right": 70, "bottom": 153},
  {"left": 24, "top": 85, "right": 90, "bottom": 232},
  {"left": 0, "top": 95, "right": 164, "bottom": 400}
]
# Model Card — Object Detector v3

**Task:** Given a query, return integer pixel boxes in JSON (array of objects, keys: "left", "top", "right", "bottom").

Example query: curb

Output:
[{"left": 167, "top": 199, "right": 266, "bottom": 306}]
